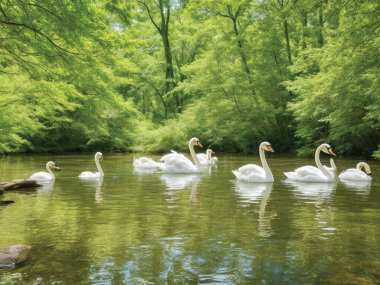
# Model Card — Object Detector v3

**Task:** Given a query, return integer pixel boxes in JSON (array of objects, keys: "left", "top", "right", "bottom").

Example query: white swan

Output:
[
  {"left": 133, "top": 156, "right": 158, "bottom": 169},
  {"left": 338, "top": 162, "right": 372, "bottom": 181},
  {"left": 232, "top": 142, "right": 274, "bottom": 183},
  {"left": 79, "top": 152, "right": 104, "bottom": 179},
  {"left": 29, "top": 161, "right": 60, "bottom": 183},
  {"left": 157, "top": 138, "right": 203, "bottom": 173},
  {"left": 197, "top": 149, "right": 218, "bottom": 165},
  {"left": 284, "top": 143, "right": 336, "bottom": 182}
]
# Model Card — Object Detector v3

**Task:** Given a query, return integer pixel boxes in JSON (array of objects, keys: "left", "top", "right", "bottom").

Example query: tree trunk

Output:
[
  {"left": 283, "top": 20, "right": 292, "bottom": 65},
  {"left": 317, "top": 0, "right": 325, "bottom": 47}
]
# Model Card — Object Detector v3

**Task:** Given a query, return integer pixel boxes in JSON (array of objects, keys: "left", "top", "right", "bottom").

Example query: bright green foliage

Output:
[
  {"left": 287, "top": 0, "right": 380, "bottom": 156},
  {"left": 0, "top": 0, "right": 378, "bottom": 156}
]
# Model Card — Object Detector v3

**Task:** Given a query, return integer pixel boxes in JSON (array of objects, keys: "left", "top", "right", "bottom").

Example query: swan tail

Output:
[
  {"left": 232, "top": 170, "right": 241, "bottom": 179},
  {"left": 284, "top": 172, "right": 294, "bottom": 179}
]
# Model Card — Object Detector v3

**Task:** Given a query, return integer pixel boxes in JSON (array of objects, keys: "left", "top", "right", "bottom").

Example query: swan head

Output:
[
  {"left": 95, "top": 152, "right": 103, "bottom": 161},
  {"left": 206, "top": 149, "right": 215, "bottom": 155},
  {"left": 320, "top": 143, "right": 336, "bottom": 156},
  {"left": 46, "top": 161, "right": 60, "bottom": 170},
  {"left": 260, "top": 142, "right": 274, "bottom": 152},
  {"left": 189, "top": 138, "right": 203, "bottom": 148}
]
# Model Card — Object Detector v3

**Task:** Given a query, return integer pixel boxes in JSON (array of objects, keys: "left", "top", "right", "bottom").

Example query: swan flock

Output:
[{"left": 28, "top": 140, "right": 374, "bottom": 185}]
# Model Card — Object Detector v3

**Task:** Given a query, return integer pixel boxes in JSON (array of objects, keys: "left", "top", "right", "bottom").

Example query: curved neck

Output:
[
  {"left": 46, "top": 164, "right": 55, "bottom": 180},
  {"left": 357, "top": 162, "right": 371, "bottom": 174},
  {"left": 95, "top": 158, "right": 104, "bottom": 176},
  {"left": 315, "top": 146, "right": 331, "bottom": 179},
  {"left": 259, "top": 147, "right": 273, "bottom": 180},
  {"left": 189, "top": 142, "right": 201, "bottom": 166}
]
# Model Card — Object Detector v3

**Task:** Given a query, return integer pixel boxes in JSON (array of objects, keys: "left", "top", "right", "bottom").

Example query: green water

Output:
[{"left": 0, "top": 153, "right": 379, "bottom": 284}]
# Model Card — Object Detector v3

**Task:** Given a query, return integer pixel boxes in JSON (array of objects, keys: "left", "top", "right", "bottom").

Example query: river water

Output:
[{"left": 0, "top": 153, "right": 379, "bottom": 284}]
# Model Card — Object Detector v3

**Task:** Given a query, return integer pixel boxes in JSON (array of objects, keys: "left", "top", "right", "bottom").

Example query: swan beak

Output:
[
  {"left": 197, "top": 142, "right": 203, "bottom": 148},
  {"left": 267, "top": 145, "right": 274, "bottom": 152},
  {"left": 55, "top": 166, "right": 61, "bottom": 171},
  {"left": 327, "top": 148, "right": 336, "bottom": 156}
]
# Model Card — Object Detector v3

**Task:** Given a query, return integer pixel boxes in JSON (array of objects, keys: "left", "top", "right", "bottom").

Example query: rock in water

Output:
[{"left": 0, "top": 245, "right": 32, "bottom": 269}]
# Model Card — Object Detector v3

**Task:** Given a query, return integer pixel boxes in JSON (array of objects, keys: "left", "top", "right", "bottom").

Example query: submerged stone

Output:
[{"left": 0, "top": 245, "right": 32, "bottom": 269}]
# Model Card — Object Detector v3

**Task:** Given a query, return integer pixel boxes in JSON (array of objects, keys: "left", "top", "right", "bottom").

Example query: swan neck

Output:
[
  {"left": 357, "top": 162, "right": 371, "bottom": 174},
  {"left": 189, "top": 143, "right": 201, "bottom": 166},
  {"left": 46, "top": 164, "right": 55, "bottom": 180},
  {"left": 259, "top": 147, "right": 273, "bottom": 180},
  {"left": 315, "top": 146, "right": 331, "bottom": 179},
  {"left": 95, "top": 157, "right": 104, "bottom": 177},
  {"left": 330, "top": 158, "right": 336, "bottom": 170}
]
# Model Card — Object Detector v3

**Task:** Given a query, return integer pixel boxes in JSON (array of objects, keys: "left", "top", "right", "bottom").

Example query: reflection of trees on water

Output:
[{"left": 234, "top": 181, "right": 276, "bottom": 238}]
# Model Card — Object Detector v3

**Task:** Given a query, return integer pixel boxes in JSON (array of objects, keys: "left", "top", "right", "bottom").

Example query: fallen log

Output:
[{"left": 0, "top": 179, "right": 41, "bottom": 191}]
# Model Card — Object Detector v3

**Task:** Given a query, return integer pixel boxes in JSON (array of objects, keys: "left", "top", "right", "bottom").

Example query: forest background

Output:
[{"left": 0, "top": 0, "right": 379, "bottom": 158}]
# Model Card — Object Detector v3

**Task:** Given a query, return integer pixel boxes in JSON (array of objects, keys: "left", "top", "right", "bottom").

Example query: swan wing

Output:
[
  {"left": 284, "top": 166, "right": 329, "bottom": 182},
  {"left": 133, "top": 157, "right": 158, "bottom": 168},
  {"left": 161, "top": 156, "right": 199, "bottom": 173},
  {"left": 339, "top": 169, "right": 371, "bottom": 181},
  {"left": 237, "top": 164, "right": 265, "bottom": 176},
  {"left": 160, "top": 151, "right": 186, "bottom": 162},
  {"left": 79, "top": 171, "right": 101, "bottom": 178},
  {"left": 232, "top": 164, "right": 267, "bottom": 182},
  {"left": 196, "top": 153, "right": 209, "bottom": 165},
  {"left": 29, "top": 171, "right": 52, "bottom": 181}
]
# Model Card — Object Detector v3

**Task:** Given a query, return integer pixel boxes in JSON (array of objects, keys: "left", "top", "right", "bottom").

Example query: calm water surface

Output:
[{"left": 0, "top": 153, "right": 379, "bottom": 284}]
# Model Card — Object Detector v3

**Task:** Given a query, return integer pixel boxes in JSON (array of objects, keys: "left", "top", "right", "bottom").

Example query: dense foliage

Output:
[{"left": 0, "top": 0, "right": 379, "bottom": 157}]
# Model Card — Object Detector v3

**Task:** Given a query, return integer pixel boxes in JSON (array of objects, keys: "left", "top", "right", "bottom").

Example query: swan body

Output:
[
  {"left": 157, "top": 138, "right": 203, "bottom": 174},
  {"left": 197, "top": 149, "right": 218, "bottom": 165},
  {"left": 284, "top": 143, "right": 336, "bottom": 182},
  {"left": 29, "top": 161, "right": 60, "bottom": 183},
  {"left": 232, "top": 142, "right": 274, "bottom": 182},
  {"left": 339, "top": 162, "right": 372, "bottom": 181},
  {"left": 159, "top": 150, "right": 186, "bottom": 162},
  {"left": 79, "top": 152, "right": 104, "bottom": 179},
  {"left": 133, "top": 156, "right": 158, "bottom": 169}
]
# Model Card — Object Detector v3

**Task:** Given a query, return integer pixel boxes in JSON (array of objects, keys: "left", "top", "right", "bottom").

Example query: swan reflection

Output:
[
  {"left": 160, "top": 174, "right": 202, "bottom": 190},
  {"left": 37, "top": 181, "right": 55, "bottom": 194},
  {"left": 234, "top": 181, "right": 273, "bottom": 203},
  {"left": 134, "top": 167, "right": 158, "bottom": 175},
  {"left": 160, "top": 174, "right": 202, "bottom": 205},
  {"left": 79, "top": 177, "right": 104, "bottom": 203},
  {"left": 284, "top": 179, "right": 337, "bottom": 200},
  {"left": 234, "top": 181, "right": 275, "bottom": 237},
  {"left": 340, "top": 179, "right": 371, "bottom": 195}
]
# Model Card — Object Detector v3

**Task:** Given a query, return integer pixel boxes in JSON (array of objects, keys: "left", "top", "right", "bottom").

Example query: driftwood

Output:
[{"left": 0, "top": 179, "right": 41, "bottom": 191}]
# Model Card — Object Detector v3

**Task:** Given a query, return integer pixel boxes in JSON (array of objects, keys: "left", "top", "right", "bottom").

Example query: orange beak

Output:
[
  {"left": 197, "top": 142, "right": 203, "bottom": 148},
  {"left": 267, "top": 145, "right": 274, "bottom": 152}
]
